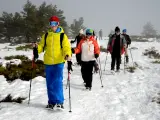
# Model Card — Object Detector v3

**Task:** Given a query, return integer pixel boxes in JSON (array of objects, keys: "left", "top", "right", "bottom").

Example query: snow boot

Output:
[
  {"left": 46, "top": 104, "right": 56, "bottom": 109},
  {"left": 57, "top": 104, "right": 64, "bottom": 109}
]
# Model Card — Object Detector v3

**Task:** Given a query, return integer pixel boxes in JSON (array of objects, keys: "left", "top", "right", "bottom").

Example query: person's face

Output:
[
  {"left": 86, "top": 33, "right": 92, "bottom": 39},
  {"left": 50, "top": 21, "right": 59, "bottom": 32},
  {"left": 116, "top": 31, "right": 120, "bottom": 35},
  {"left": 123, "top": 32, "right": 126, "bottom": 34}
]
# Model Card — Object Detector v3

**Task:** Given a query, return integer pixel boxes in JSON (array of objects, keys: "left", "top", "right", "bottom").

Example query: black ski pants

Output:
[
  {"left": 76, "top": 53, "right": 81, "bottom": 65},
  {"left": 81, "top": 61, "right": 94, "bottom": 88},
  {"left": 111, "top": 53, "right": 121, "bottom": 71}
]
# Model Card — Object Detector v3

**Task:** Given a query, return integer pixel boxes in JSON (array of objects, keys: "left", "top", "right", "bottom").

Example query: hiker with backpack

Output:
[
  {"left": 107, "top": 26, "right": 126, "bottom": 72},
  {"left": 33, "top": 16, "right": 72, "bottom": 109},
  {"left": 72, "top": 29, "right": 100, "bottom": 90},
  {"left": 122, "top": 29, "right": 131, "bottom": 63},
  {"left": 71, "top": 29, "right": 84, "bottom": 65}
]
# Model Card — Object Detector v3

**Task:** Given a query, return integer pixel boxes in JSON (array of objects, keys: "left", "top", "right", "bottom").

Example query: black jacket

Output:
[
  {"left": 122, "top": 34, "right": 131, "bottom": 45},
  {"left": 71, "top": 34, "right": 83, "bottom": 47}
]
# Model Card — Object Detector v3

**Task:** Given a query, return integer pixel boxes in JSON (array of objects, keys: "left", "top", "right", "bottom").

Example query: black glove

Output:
[
  {"left": 33, "top": 47, "right": 38, "bottom": 61},
  {"left": 67, "top": 61, "right": 73, "bottom": 72},
  {"left": 71, "top": 48, "right": 75, "bottom": 54},
  {"left": 94, "top": 54, "right": 99, "bottom": 59}
]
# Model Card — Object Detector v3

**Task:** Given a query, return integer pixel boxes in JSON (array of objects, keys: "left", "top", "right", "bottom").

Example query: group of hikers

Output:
[{"left": 33, "top": 16, "right": 131, "bottom": 109}]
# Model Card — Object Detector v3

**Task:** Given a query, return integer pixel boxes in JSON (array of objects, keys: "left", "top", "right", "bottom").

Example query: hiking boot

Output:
[
  {"left": 46, "top": 104, "right": 56, "bottom": 109},
  {"left": 57, "top": 104, "right": 64, "bottom": 109},
  {"left": 116, "top": 69, "right": 120, "bottom": 72}
]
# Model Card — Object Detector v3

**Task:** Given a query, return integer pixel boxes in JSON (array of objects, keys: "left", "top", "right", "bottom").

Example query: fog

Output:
[{"left": 0, "top": 0, "right": 159, "bottom": 35}]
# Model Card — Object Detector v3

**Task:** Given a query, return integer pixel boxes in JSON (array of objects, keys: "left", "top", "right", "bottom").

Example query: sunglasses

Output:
[{"left": 49, "top": 21, "right": 58, "bottom": 27}]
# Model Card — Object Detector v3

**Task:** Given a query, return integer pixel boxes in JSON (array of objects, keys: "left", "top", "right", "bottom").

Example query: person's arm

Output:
[
  {"left": 93, "top": 40, "right": 100, "bottom": 58},
  {"left": 73, "top": 39, "right": 84, "bottom": 54},
  {"left": 128, "top": 35, "right": 131, "bottom": 45},
  {"left": 70, "top": 36, "right": 77, "bottom": 43},
  {"left": 38, "top": 34, "right": 45, "bottom": 54},
  {"left": 62, "top": 34, "right": 72, "bottom": 58},
  {"left": 107, "top": 35, "right": 113, "bottom": 51}
]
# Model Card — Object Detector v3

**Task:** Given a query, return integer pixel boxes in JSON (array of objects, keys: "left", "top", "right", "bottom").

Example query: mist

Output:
[{"left": 0, "top": 0, "right": 159, "bottom": 36}]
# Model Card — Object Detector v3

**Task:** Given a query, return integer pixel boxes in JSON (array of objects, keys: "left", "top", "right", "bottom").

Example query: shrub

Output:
[
  {"left": 143, "top": 47, "right": 160, "bottom": 59},
  {"left": 1, "top": 55, "right": 45, "bottom": 82},
  {"left": 126, "top": 66, "right": 136, "bottom": 73},
  {"left": 0, "top": 66, "right": 5, "bottom": 75},
  {"left": 16, "top": 44, "right": 32, "bottom": 51},
  {"left": 0, "top": 94, "right": 26, "bottom": 104},
  {"left": 4, "top": 55, "right": 29, "bottom": 61},
  {"left": 152, "top": 60, "right": 160, "bottom": 64}
]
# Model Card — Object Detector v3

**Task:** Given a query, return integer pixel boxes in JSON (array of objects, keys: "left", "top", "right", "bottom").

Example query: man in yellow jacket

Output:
[{"left": 33, "top": 16, "right": 72, "bottom": 109}]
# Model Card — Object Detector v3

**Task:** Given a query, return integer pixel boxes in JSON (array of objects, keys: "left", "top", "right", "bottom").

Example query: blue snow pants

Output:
[{"left": 45, "top": 63, "right": 64, "bottom": 104}]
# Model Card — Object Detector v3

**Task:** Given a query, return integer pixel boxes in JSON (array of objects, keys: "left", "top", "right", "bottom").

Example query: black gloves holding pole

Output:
[
  {"left": 65, "top": 55, "right": 73, "bottom": 72},
  {"left": 33, "top": 46, "right": 38, "bottom": 61}
]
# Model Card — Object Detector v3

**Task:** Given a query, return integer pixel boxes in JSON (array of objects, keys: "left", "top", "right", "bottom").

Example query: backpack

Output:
[{"left": 43, "top": 32, "right": 64, "bottom": 52}]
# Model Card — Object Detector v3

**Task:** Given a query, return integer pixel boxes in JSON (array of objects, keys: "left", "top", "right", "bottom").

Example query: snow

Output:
[{"left": 0, "top": 40, "right": 160, "bottom": 120}]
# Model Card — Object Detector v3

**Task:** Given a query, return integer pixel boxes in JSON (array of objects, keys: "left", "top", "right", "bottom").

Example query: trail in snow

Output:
[{"left": 0, "top": 41, "right": 160, "bottom": 120}]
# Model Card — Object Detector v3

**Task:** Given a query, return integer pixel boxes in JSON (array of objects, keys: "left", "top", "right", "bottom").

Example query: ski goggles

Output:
[
  {"left": 86, "top": 33, "right": 93, "bottom": 36},
  {"left": 49, "top": 21, "right": 59, "bottom": 27}
]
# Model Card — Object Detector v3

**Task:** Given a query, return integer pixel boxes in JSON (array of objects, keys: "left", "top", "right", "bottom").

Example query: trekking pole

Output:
[
  {"left": 28, "top": 59, "right": 35, "bottom": 105},
  {"left": 129, "top": 48, "right": 134, "bottom": 67},
  {"left": 124, "top": 54, "right": 126, "bottom": 73},
  {"left": 103, "top": 55, "right": 107, "bottom": 71},
  {"left": 98, "top": 57, "right": 103, "bottom": 78},
  {"left": 97, "top": 58, "right": 103, "bottom": 88},
  {"left": 68, "top": 71, "right": 72, "bottom": 112},
  {"left": 65, "top": 78, "right": 69, "bottom": 89}
]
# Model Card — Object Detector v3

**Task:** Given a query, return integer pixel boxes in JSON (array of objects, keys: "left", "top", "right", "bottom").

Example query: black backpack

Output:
[{"left": 43, "top": 32, "right": 64, "bottom": 52}]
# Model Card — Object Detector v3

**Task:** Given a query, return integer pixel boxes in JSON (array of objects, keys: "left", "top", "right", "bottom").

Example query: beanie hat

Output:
[
  {"left": 122, "top": 29, "right": 127, "bottom": 33},
  {"left": 115, "top": 26, "right": 120, "bottom": 32},
  {"left": 79, "top": 29, "right": 84, "bottom": 34},
  {"left": 49, "top": 16, "right": 60, "bottom": 22},
  {"left": 86, "top": 29, "right": 93, "bottom": 35}
]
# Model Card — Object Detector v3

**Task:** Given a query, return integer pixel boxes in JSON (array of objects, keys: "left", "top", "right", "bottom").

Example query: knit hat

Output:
[
  {"left": 115, "top": 26, "right": 120, "bottom": 32},
  {"left": 49, "top": 16, "right": 60, "bottom": 22},
  {"left": 86, "top": 29, "right": 93, "bottom": 35},
  {"left": 122, "top": 29, "right": 127, "bottom": 33}
]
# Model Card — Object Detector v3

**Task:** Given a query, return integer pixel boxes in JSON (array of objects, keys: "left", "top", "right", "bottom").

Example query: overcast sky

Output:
[{"left": 0, "top": 0, "right": 159, "bottom": 36}]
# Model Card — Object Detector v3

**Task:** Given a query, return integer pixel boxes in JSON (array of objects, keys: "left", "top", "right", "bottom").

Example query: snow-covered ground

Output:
[{"left": 0, "top": 40, "right": 160, "bottom": 120}]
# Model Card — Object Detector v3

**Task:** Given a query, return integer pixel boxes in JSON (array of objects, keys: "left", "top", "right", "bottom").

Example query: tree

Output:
[
  {"left": 70, "top": 17, "right": 86, "bottom": 38},
  {"left": 142, "top": 22, "right": 157, "bottom": 38},
  {"left": 0, "top": 0, "right": 69, "bottom": 43},
  {"left": 0, "top": 12, "right": 24, "bottom": 42}
]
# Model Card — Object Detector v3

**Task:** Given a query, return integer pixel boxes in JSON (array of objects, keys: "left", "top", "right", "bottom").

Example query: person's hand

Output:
[
  {"left": 33, "top": 47, "right": 38, "bottom": 61},
  {"left": 71, "top": 48, "right": 75, "bottom": 54},
  {"left": 65, "top": 55, "right": 71, "bottom": 61},
  {"left": 32, "top": 42, "right": 38, "bottom": 48},
  {"left": 67, "top": 61, "right": 73, "bottom": 72},
  {"left": 94, "top": 54, "right": 99, "bottom": 59},
  {"left": 106, "top": 50, "right": 109, "bottom": 53}
]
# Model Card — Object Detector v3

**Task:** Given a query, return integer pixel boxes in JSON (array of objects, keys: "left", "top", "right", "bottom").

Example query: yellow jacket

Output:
[{"left": 38, "top": 27, "right": 71, "bottom": 65}]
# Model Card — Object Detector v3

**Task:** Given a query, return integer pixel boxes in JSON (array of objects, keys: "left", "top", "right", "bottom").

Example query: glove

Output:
[
  {"left": 33, "top": 47, "right": 38, "bottom": 61},
  {"left": 71, "top": 48, "right": 75, "bottom": 54},
  {"left": 67, "top": 61, "right": 73, "bottom": 72},
  {"left": 94, "top": 54, "right": 99, "bottom": 59},
  {"left": 65, "top": 55, "right": 71, "bottom": 61}
]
